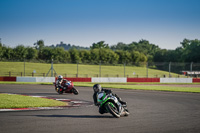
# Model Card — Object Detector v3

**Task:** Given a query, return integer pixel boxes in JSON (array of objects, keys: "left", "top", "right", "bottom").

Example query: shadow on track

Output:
[{"left": 35, "top": 115, "right": 114, "bottom": 118}]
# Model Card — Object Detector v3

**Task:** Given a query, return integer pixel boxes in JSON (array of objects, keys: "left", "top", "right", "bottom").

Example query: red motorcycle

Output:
[{"left": 54, "top": 79, "right": 79, "bottom": 95}]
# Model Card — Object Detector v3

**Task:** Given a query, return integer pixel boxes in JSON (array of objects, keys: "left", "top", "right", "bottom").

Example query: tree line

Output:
[{"left": 0, "top": 39, "right": 200, "bottom": 64}]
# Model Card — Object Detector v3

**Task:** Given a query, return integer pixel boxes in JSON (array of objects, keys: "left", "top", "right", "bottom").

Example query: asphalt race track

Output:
[{"left": 0, "top": 84, "right": 200, "bottom": 133}]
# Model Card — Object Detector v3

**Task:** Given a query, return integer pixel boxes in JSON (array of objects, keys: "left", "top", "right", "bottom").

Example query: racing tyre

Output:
[
  {"left": 58, "top": 88, "right": 63, "bottom": 94},
  {"left": 72, "top": 87, "right": 79, "bottom": 95},
  {"left": 107, "top": 102, "right": 120, "bottom": 118}
]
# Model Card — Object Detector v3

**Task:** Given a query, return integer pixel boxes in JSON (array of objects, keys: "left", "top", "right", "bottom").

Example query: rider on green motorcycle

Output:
[{"left": 93, "top": 84, "right": 127, "bottom": 114}]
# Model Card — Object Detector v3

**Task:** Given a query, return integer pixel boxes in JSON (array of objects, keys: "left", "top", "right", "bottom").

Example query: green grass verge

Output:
[
  {"left": 74, "top": 82, "right": 200, "bottom": 93},
  {"left": 0, "top": 81, "right": 199, "bottom": 93},
  {"left": 0, "top": 94, "right": 67, "bottom": 109}
]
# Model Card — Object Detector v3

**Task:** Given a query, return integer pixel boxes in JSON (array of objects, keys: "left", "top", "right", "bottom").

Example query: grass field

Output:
[
  {"left": 0, "top": 93, "right": 67, "bottom": 109},
  {"left": 0, "top": 61, "right": 185, "bottom": 78}
]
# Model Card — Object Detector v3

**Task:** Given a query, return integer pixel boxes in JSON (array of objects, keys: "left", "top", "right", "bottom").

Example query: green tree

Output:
[
  {"left": 153, "top": 49, "right": 168, "bottom": 62},
  {"left": 3, "top": 46, "right": 13, "bottom": 60},
  {"left": 130, "top": 51, "right": 147, "bottom": 65},
  {"left": 0, "top": 43, "right": 4, "bottom": 60},
  {"left": 13, "top": 45, "right": 28, "bottom": 60},
  {"left": 99, "top": 49, "right": 119, "bottom": 64},
  {"left": 181, "top": 39, "right": 200, "bottom": 62},
  {"left": 90, "top": 41, "right": 109, "bottom": 49},
  {"left": 38, "top": 47, "right": 52, "bottom": 61},
  {"left": 79, "top": 50, "right": 91, "bottom": 63},
  {"left": 110, "top": 42, "right": 128, "bottom": 51},
  {"left": 34, "top": 40, "right": 45, "bottom": 50},
  {"left": 26, "top": 47, "right": 37, "bottom": 60},
  {"left": 69, "top": 48, "right": 80, "bottom": 63},
  {"left": 115, "top": 50, "right": 132, "bottom": 64},
  {"left": 90, "top": 49, "right": 100, "bottom": 64},
  {"left": 63, "top": 50, "right": 71, "bottom": 63}
]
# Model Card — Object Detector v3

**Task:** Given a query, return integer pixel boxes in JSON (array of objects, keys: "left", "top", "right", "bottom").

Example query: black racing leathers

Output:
[{"left": 93, "top": 88, "right": 126, "bottom": 114}]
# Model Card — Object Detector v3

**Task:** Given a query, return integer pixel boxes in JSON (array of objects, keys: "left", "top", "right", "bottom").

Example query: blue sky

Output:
[{"left": 0, "top": 0, "right": 200, "bottom": 49}]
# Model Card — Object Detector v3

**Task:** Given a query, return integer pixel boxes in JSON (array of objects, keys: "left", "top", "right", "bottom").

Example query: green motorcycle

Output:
[{"left": 97, "top": 92, "right": 129, "bottom": 118}]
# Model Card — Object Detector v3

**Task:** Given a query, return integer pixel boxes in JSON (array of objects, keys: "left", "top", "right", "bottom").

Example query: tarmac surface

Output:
[{"left": 0, "top": 84, "right": 200, "bottom": 133}]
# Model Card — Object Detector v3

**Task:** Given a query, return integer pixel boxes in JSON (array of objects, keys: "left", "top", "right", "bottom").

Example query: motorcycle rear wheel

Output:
[
  {"left": 58, "top": 88, "right": 63, "bottom": 94},
  {"left": 107, "top": 102, "right": 120, "bottom": 118}
]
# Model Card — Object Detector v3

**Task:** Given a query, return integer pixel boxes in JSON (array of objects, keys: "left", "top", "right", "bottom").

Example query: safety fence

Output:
[
  {"left": 0, "top": 76, "right": 200, "bottom": 83},
  {"left": 0, "top": 61, "right": 200, "bottom": 78}
]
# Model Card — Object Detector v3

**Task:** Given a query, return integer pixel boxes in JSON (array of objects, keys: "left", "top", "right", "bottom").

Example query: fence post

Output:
[
  {"left": 190, "top": 62, "right": 193, "bottom": 71},
  {"left": 190, "top": 62, "right": 193, "bottom": 72},
  {"left": 24, "top": 59, "right": 25, "bottom": 76},
  {"left": 76, "top": 61, "right": 79, "bottom": 78},
  {"left": 124, "top": 62, "right": 126, "bottom": 77},
  {"left": 9, "top": 71, "right": 11, "bottom": 77},
  {"left": 146, "top": 62, "right": 148, "bottom": 78},
  {"left": 99, "top": 60, "right": 101, "bottom": 77},
  {"left": 51, "top": 59, "right": 53, "bottom": 77},
  {"left": 169, "top": 62, "right": 171, "bottom": 77}
]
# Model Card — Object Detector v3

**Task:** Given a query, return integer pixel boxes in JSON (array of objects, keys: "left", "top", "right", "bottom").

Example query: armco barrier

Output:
[
  {"left": 17, "top": 77, "right": 36, "bottom": 82},
  {"left": 0, "top": 77, "right": 16, "bottom": 81},
  {"left": 17, "top": 77, "right": 55, "bottom": 82},
  {"left": 64, "top": 78, "right": 91, "bottom": 82},
  {"left": 92, "top": 77, "right": 127, "bottom": 83},
  {"left": 193, "top": 78, "right": 200, "bottom": 83},
  {"left": 1, "top": 76, "right": 199, "bottom": 83},
  {"left": 160, "top": 78, "right": 193, "bottom": 83},
  {"left": 127, "top": 78, "right": 160, "bottom": 82}
]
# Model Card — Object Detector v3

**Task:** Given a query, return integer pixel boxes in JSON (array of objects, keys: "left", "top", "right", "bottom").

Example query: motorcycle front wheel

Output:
[
  {"left": 72, "top": 87, "right": 79, "bottom": 95},
  {"left": 106, "top": 102, "right": 120, "bottom": 118}
]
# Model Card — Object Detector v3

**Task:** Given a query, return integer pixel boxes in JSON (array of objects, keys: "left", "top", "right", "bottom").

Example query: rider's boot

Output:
[
  {"left": 120, "top": 100, "right": 127, "bottom": 105},
  {"left": 115, "top": 94, "right": 127, "bottom": 105}
]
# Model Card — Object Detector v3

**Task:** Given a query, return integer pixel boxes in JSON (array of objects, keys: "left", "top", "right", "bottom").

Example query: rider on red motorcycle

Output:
[{"left": 56, "top": 75, "right": 68, "bottom": 90}]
